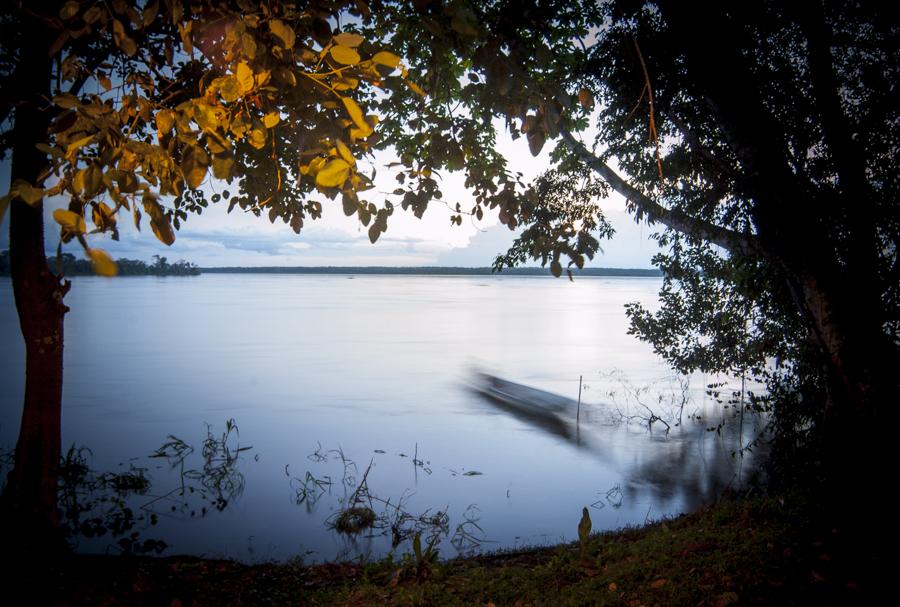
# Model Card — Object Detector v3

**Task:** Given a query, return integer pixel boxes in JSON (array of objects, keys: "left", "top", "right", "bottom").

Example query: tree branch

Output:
[{"left": 559, "top": 127, "right": 762, "bottom": 257}]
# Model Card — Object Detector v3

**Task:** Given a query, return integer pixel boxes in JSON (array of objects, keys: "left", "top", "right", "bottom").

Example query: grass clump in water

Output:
[{"left": 332, "top": 506, "right": 377, "bottom": 534}]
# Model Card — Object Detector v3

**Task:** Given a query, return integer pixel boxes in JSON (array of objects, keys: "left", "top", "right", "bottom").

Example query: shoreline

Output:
[{"left": 17, "top": 495, "right": 877, "bottom": 605}]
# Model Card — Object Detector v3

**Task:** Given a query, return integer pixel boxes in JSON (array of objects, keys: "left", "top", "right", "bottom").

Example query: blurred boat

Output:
[{"left": 471, "top": 372, "right": 578, "bottom": 440}]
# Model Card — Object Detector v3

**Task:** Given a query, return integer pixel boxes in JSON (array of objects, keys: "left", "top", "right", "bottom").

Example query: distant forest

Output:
[
  {"left": 200, "top": 266, "right": 663, "bottom": 276},
  {"left": 0, "top": 252, "right": 200, "bottom": 276},
  {"left": 1, "top": 251, "right": 660, "bottom": 278}
]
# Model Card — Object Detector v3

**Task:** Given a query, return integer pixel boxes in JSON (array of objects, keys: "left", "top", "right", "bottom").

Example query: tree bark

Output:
[{"left": 2, "top": 10, "right": 68, "bottom": 547}]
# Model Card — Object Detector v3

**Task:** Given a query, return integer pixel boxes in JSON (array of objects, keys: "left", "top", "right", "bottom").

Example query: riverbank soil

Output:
[{"left": 12, "top": 496, "right": 882, "bottom": 606}]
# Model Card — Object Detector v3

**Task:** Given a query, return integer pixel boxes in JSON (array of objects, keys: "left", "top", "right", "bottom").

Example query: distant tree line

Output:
[
  {"left": 0, "top": 252, "right": 199, "bottom": 277},
  {"left": 200, "top": 266, "right": 662, "bottom": 276}
]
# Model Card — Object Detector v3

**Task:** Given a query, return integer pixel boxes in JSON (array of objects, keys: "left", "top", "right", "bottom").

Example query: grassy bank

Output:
[{"left": 19, "top": 495, "right": 876, "bottom": 606}]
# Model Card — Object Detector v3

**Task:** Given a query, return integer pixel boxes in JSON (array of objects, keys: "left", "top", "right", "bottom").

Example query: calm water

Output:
[{"left": 0, "top": 275, "right": 764, "bottom": 562}]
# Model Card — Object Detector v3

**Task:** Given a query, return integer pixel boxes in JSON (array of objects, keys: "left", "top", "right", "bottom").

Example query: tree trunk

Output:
[
  {"left": 2, "top": 10, "right": 68, "bottom": 549},
  {"left": 787, "top": 263, "right": 896, "bottom": 505}
]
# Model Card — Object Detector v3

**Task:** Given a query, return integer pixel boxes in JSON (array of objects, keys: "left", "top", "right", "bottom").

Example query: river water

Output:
[{"left": 0, "top": 274, "right": 765, "bottom": 562}]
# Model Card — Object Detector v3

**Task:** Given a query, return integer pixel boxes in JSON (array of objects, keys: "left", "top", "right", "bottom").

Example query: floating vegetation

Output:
[
  {"left": 333, "top": 506, "right": 377, "bottom": 534},
  {"left": 592, "top": 484, "right": 623, "bottom": 509},
  {"left": 292, "top": 443, "right": 483, "bottom": 554},
  {"left": 450, "top": 504, "right": 487, "bottom": 552},
  {"left": 290, "top": 469, "right": 333, "bottom": 507},
  {"left": 0, "top": 419, "right": 257, "bottom": 556}
]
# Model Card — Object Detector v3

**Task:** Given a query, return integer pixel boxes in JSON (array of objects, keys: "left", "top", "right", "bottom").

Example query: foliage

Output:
[
  {"left": 0, "top": 0, "right": 428, "bottom": 272},
  {"left": 362, "top": 0, "right": 898, "bottom": 481}
]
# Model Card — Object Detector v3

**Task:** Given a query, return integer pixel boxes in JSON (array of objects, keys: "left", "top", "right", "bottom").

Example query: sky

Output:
[{"left": 0, "top": 123, "right": 660, "bottom": 269}]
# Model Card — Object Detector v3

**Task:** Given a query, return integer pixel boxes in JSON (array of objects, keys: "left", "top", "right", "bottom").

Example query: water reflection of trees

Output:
[{"left": 621, "top": 414, "right": 769, "bottom": 512}]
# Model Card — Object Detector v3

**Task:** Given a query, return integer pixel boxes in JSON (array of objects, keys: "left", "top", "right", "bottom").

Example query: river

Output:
[{"left": 0, "top": 274, "right": 765, "bottom": 562}]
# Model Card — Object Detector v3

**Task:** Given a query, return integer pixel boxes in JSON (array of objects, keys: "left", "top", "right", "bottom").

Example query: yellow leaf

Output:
[
  {"left": 99, "top": 75, "right": 112, "bottom": 91},
  {"left": 263, "top": 112, "right": 280, "bottom": 128},
  {"left": 151, "top": 215, "right": 175, "bottom": 245},
  {"left": 53, "top": 94, "right": 80, "bottom": 109},
  {"left": 53, "top": 209, "right": 86, "bottom": 234},
  {"left": 92, "top": 201, "right": 117, "bottom": 229},
  {"left": 332, "top": 76, "right": 359, "bottom": 91},
  {"left": 73, "top": 165, "right": 103, "bottom": 198},
  {"left": 371, "top": 51, "right": 401, "bottom": 69},
  {"left": 155, "top": 109, "right": 174, "bottom": 136},
  {"left": 218, "top": 76, "right": 241, "bottom": 102},
  {"left": 335, "top": 140, "right": 355, "bottom": 166},
  {"left": 341, "top": 97, "right": 370, "bottom": 134},
  {"left": 255, "top": 69, "right": 271, "bottom": 88},
  {"left": 87, "top": 248, "right": 118, "bottom": 276},
  {"left": 212, "top": 154, "right": 234, "bottom": 179},
  {"left": 236, "top": 61, "right": 254, "bottom": 95},
  {"left": 142, "top": 1, "right": 159, "bottom": 28},
  {"left": 330, "top": 45, "right": 361, "bottom": 66},
  {"left": 84, "top": 5, "right": 103, "bottom": 24},
  {"left": 300, "top": 156, "right": 326, "bottom": 176},
  {"left": 315, "top": 158, "right": 351, "bottom": 188},
  {"left": 59, "top": 1, "right": 79, "bottom": 20},
  {"left": 241, "top": 32, "right": 257, "bottom": 59},
  {"left": 66, "top": 135, "right": 94, "bottom": 156},
  {"left": 178, "top": 22, "right": 192, "bottom": 55},
  {"left": 112, "top": 19, "right": 137, "bottom": 56},
  {"left": 269, "top": 19, "right": 295, "bottom": 49},
  {"left": 406, "top": 80, "right": 427, "bottom": 97},
  {"left": 13, "top": 180, "right": 44, "bottom": 205},
  {"left": 248, "top": 127, "right": 267, "bottom": 149},
  {"left": 333, "top": 32, "right": 364, "bottom": 48},
  {"left": 182, "top": 145, "right": 209, "bottom": 189}
]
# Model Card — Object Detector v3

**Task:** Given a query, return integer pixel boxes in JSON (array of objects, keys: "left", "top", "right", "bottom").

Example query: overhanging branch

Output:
[{"left": 559, "top": 127, "right": 762, "bottom": 257}]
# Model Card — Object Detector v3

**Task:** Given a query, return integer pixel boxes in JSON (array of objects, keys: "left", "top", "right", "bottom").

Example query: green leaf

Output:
[
  {"left": 342, "top": 194, "right": 357, "bottom": 216},
  {"left": 527, "top": 130, "right": 545, "bottom": 157},
  {"left": 550, "top": 260, "right": 562, "bottom": 277},
  {"left": 413, "top": 533, "right": 422, "bottom": 561}
]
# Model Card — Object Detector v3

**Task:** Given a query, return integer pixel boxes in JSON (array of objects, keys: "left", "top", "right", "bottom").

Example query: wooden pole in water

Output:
[{"left": 577, "top": 375, "right": 583, "bottom": 425}]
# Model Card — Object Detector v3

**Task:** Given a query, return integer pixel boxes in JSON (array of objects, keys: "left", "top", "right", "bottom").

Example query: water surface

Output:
[{"left": 0, "top": 274, "right": 763, "bottom": 562}]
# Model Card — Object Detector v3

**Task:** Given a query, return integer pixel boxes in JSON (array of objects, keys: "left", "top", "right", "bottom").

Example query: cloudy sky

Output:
[{"left": 1, "top": 126, "right": 660, "bottom": 269}]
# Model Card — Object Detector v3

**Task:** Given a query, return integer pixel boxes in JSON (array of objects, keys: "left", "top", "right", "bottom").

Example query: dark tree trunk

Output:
[{"left": 2, "top": 11, "right": 68, "bottom": 548}]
